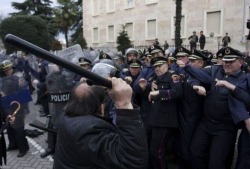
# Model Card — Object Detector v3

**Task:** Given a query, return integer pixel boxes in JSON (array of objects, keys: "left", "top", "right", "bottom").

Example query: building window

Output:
[
  {"left": 206, "top": 11, "right": 221, "bottom": 36},
  {"left": 125, "top": 0, "right": 134, "bottom": 9},
  {"left": 172, "top": 15, "right": 185, "bottom": 38},
  {"left": 93, "top": 27, "right": 99, "bottom": 43},
  {"left": 107, "top": 25, "right": 115, "bottom": 42},
  {"left": 125, "top": 22, "right": 134, "bottom": 40},
  {"left": 92, "top": 0, "right": 99, "bottom": 16},
  {"left": 146, "top": 19, "right": 157, "bottom": 39},
  {"left": 145, "top": 0, "right": 158, "bottom": 5},
  {"left": 107, "top": 0, "right": 115, "bottom": 13}
]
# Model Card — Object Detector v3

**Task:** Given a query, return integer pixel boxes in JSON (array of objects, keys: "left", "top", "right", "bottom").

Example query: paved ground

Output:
[{"left": 2, "top": 92, "right": 54, "bottom": 169}]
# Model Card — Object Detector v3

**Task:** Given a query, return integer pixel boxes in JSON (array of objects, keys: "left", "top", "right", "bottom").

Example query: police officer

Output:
[
  {"left": 78, "top": 57, "right": 92, "bottom": 82},
  {"left": 30, "top": 57, "right": 49, "bottom": 117},
  {"left": 78, "top": 57, "right": 92, "bottom": 70},
  {"left": 215, "top": 75, "right": 250, "bottom": 169},
  {"left": 122, "top": 59, "right": 142, "bottom": 106},
  {"left": 0, "top": 60, "right": 30, "bottom": 157},
  {"left": 148, "top": 56, "right": 183, "bottom": 169},
  {"left": 184, "top": 47, "right": 248, "bottom": 169},
  {"left": 176, "top": 48, "right": 208, "bottom": 169},
  {"left": 170, "top": 46, "right": 191, "bottom": 74}
]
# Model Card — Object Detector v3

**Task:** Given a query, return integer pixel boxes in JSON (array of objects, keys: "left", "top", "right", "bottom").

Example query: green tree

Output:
[
  {"left": 70, "top": 0, "right": 87, "bottom": 48},
  {"left": 116, "top": 25, "right": 132, "bottom": 54},
  {"left": 0, "top": 15, "right": 50, "bottom": 54},
  {"left": 175, "top": 0, "right": 182, "bottom": 47},
  {"left": 54, "top": 0, "right": 78, "bottom": 47},
  {"left": 11, "top": 0, "right": 58, "bottom": 38}
]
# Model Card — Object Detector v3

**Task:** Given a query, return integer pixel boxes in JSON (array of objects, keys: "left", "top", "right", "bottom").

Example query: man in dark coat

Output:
[
  {"left": 54, "top": 77, "right": 148, "bottom": 169},
  {"left": 148, "top": 57, "right": 183, "bottom": 169},
  {"left": 199, "top": 31, "right": 206, "bottom": 50},
  {"left": 184, "top": 47, "right": 248, "bottom": 169}
]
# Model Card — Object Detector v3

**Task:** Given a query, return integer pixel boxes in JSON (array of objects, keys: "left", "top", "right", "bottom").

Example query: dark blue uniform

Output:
[
  {"left": 231, "top": 75, "right": 250, "bottom": 169},
  {"left": 148, "top": 71, "right": 183, "bottom": 169},
  {"left": 184, "top": 64, "right": 248, "bottom": 169}
]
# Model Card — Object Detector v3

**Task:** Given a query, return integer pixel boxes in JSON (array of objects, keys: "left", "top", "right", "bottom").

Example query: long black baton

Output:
[{"left": 5, "top": 34, "right": 112, "bottom": 88}]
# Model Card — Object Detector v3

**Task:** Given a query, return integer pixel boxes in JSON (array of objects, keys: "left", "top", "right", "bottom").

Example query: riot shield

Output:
[{"left": 29, "top": 70, "right": 75, "bottom": 133}]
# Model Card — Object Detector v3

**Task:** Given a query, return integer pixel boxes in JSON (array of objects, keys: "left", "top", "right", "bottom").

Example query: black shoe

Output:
[
  {"left": 17, "top": 149, "right": 29, "bottom": 157},
  {"left": 7, "top": 145, "right": 18, "bottom": 151},
  {"left": 40, "top": 150, "right": 54, "bottom": 158}
]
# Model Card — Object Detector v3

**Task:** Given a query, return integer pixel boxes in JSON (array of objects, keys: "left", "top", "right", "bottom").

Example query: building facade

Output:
[{"left": 83, "top": 0, "right": 250, "bottom": 53}]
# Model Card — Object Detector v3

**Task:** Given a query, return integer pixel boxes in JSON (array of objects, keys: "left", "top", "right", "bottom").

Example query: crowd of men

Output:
[{"left": 0, "top": 42, "right": 249, "bottom": 169}]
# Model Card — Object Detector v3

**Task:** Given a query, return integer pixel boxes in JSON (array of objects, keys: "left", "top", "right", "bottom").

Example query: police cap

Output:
[
  {"left": 174, "top": 46, "right": 191, "bottom": 57},
  {"left": 221, "top": 47, "right": 244, "bottom": 61},
  {"left": 128, "top": 59, "right": 142, "bottom": 68},
  {"left": 99, "top": 52, "right": 112, "bottom": 60},
  {"left": 78, "top": 57, "right": 92, "bottom": 65},
  {"left": 150, "top": 45, "right": 164, "bottom": 54},
  {"left": 150, "top": 57, "right": 167, "bottom": 67},
  {"left": 189, "top": 48, "right": 208, "bottom": 60}
]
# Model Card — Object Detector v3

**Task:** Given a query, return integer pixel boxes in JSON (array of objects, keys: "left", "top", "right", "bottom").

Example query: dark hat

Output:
[
  {"left": 221, "top": 47, "right": 244, "bottom": 61},
  {"left": 128, "top": 59, "right": 142, "bottom": 68},
  {"left": 189, "top": 48, "right": 208, "bottom": 60},
  {"left": 174, "top": 46, "right": 191, "bottom": 57},
  {"left": 99, "top": 52, "right": 112, "bottom": 60},
  {"left": 211, "top": 49, "right": 224, "bottom": 63},
  {"left": 78, "top": 57, "right": 92, "bottom": 65},
  {"left": 149, "top": 45, "right": 164, "bottom": 54},
  {"left": 150, "top": 57, "right": 167, "bottom": 67}
]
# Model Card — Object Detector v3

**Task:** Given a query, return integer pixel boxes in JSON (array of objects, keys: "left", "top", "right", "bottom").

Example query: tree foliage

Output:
[
  {"left": 0, "top": 15, "right": 50, "bottom": 54},
  {"left": 116, "top": 25, "right": 132, "bottom": 54},
  {"left": 69, "top": 0, "right": 87, "bottom": 48},
  {"left": 53, "top": 0, "right": 78, "bottom": 47},
  {"left": 10, "top": 0, "right": 59, "bottom": 48}
]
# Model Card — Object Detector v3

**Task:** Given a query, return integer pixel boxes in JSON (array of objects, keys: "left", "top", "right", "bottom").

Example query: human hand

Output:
[
  {"left": 148, "top": 91, "right": 159, "bottom": 102},
  {"left": 108, "top": 77, "right": 133, "bottom": 109},
  {"left": 139, "top": 78, "right": 147, "bottom": 90},
  {"left": 215, "top": 79, "right": 236, "bottom": 90},
  {"left": 33, "top": 79, "right": 39, "bottom": 85},
  {"left": 193, "top": 85, "right": 206, "bottom": 96},
  {"left": 151, "top": 80, "right": 158, "bottom": 91},
  {"left": 8, "top": 115, "right": 15, "bottom": 124},
  {"left": 80, "top": 77, "right": 87, "bottom": 83},
  {"left": 125, "top": 76, "right": 132, "bottom": 84},
  {"left": 176, "top": 60, "right": 186, "bottom": 67}
]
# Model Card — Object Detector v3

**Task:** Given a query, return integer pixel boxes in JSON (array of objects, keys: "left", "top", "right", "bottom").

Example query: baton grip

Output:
[{"left": 5, "top": 34, "right": 112, "bottom": 88}]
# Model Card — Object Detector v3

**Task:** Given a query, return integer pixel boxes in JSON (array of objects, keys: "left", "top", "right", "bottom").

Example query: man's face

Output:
[
  {"left": 80, "top": 64, "right": 91, "bottom": 70},
  {"left": 153, "top": 63, "right": 168, "bottom": 76},
  {"left": 152, "top": 51, "right": 164, "bottom": 57},
  {"left": 222, "top": 59, "right": 243, "bottom": 75},
  {"left": 4, "top": 67, "right": 14, "bottom": 76},
  {"left": 129, "top": 67, "right": 141, "bottom": 76},
  {"left": 177, "top": 55, "right": 189, "bottom": 64},
  {"left": 127, "top": 54, "right": 137, "bottom": 61}
]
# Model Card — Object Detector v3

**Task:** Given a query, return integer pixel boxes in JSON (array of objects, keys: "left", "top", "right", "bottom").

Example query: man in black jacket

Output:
[
  {"left": 199, "top": 31, "right": 206, "bottom": 50},
  {"left": 54, "top": 77, "right": 148, "bottom": 169}
]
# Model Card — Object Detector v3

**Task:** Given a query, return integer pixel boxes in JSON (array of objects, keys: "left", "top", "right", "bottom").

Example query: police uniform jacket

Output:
[
  {"left": 231, "top": 74, "right": 250, "bottom": 110},
  {"left": 54, "top": 107, "right": 148, "bottom": 169},
  {"left": 149, "top": 72, "right": 183, "bottom": 128},
  {"left": 184, "top": 65, "right": 248, "bottom": 126}
]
